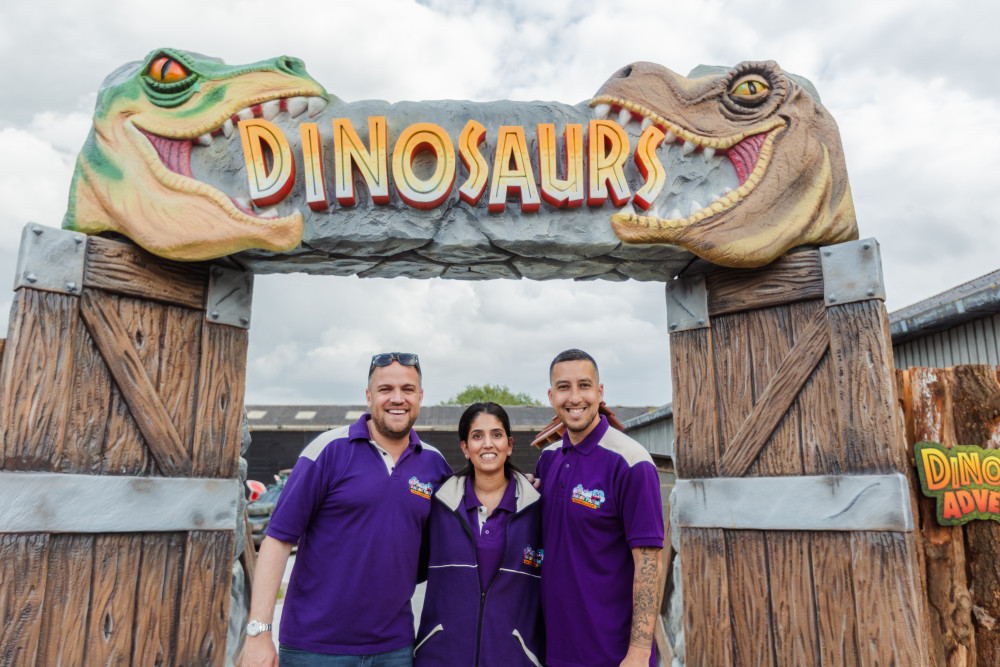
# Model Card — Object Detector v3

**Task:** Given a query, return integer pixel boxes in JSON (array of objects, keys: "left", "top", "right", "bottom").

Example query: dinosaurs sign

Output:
[{"left": 64, "top": 48, "right": 858, "bottom": 278}]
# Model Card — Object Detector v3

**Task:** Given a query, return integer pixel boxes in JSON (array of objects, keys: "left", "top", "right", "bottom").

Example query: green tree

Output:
[{"left": 443, "top": 384, "right": 542, "bottom": 406}]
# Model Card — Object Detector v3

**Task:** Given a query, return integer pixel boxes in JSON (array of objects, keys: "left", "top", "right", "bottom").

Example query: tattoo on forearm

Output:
[{"left": 630, "top": 547, "right": 661, "bottom": 649}]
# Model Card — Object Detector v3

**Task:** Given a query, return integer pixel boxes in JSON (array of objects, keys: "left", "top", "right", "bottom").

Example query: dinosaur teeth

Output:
[
  {"left": 196, "top": 133, "right": 213, "bottom": 147},
  {"left": 640, "top": 117, "right": 653, "bottom": 132},
  {"left": 235, "top": 107, "right": 254, "bottom": 122},
  {"left": 234, "top": 197, "right": 251, "bottom": 209},
  {"left": 664, "top": 131, "right": 677, "bottom": 143},
  {"left": 703, "top": 147, "right": 715, "bottom": 160},
  {"left": 256, "top": 206, "right": 280, "bottom": 219},
  {"left": 618, "top": 108, "right": 632, "bottom": 127},
  {"left": 222, "top": 119, "right": 234, "bottom": 139},
  {"left": 287, "top": 96, "right": 309, "bottom": 118},
  {"left": 308, "top": 97, "right": 328, "bottom": 118},
  {"left": 668, "top": 208, "right": 682, "bottom": 221},
  {"left": 682, "top": 140, "right": 696, "bottom": 156},
  {"left": 593, "top": 103, "right": 611, "bottom": 120},
  {"left": 262, "top": 99, "right": 281, "bottom": 120},
  {"left": 689, "top": 200, "right": 703, "bottom": 217}
]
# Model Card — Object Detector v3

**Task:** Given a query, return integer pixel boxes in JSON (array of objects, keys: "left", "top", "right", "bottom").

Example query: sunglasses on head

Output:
[{"left": 369, "top": 352, "right": 421, "bottom": 377}]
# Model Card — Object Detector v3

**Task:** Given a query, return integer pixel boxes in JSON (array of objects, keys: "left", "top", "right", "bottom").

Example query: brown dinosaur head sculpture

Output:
[{"left": 595, "top": 60, "right": 858, "bottom": 267}]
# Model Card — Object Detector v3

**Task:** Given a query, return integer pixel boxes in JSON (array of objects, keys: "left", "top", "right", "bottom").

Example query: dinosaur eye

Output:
[
  {"left": 148, "top": 56, "right": 189, "bottom": 83},
  {"left": 729, "top": 76, "right": 770, "bottom": 98}
]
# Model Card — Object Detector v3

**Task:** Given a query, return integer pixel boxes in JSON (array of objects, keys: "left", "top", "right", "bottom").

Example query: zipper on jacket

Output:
[{"left": 474, "top": 589, "right": 486, "bottom": 666}]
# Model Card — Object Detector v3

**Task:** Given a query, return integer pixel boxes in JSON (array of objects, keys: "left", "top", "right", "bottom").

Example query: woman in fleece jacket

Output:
[{"left": 414, "top": 402, "right": 544, "bottom": 667}]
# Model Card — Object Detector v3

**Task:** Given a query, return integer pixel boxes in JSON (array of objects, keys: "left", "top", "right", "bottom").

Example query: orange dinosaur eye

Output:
[
  {"left": 148, "top": 57, "right": 189, "bottom": 83},
  {"left": 730, "top": 76, "right": 770, "bottom": 97}
]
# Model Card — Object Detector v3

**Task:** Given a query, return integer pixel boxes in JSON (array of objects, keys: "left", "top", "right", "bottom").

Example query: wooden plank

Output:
[
  {"left": 724, "top": 530, "right": 775, "bottom": 666},
  {"left": 706, "top": 248, "right": 823, "bottom": 317},
  {"left": 85, "top": 534, "right": 143, "bottom": 665},
  {"left": 0, "top": 288, "right": 79, "bottom": 471},
  {"left": 175, "top": 531, "right": 234, "bottom": 667},
  {"left": 62, "top": 312, "right": 111, "bottom": 473},
  {"left": 711, "top": 312, "right": 753, "bottom": 466},
  {"left": 160, "top": 305, "right": 203, "bottom": 462},
  {"left": 828, "top": 300, "right": 909, "bottom": 474},
  {"left": 810, "top": 532, "right": 861, "bottom": 666},
  {"left": 80, "top": 288, "right": 190, "bottom": 476},
  {"left": 796, "top": 303, "right": 842, "bottom": 476},
  {"left": 0, "top": 533, "right": 48, "bottom": 666},
  {"left": 719, "top": 307, "right": 830, "bottom": 477},
  {"left": 767, "top": 531, "right": 820, "bottom": 665},
  {"left": 680, "top": 529, "right": 733, "bottom": 666},
  {"left": 192, "top": 322, "right": 248, "bottom": 478},
  {"left": 131, "top": 533, "right": 186, "bottom": 667},
  {"left": 670, "top": 328, "right": 719, "bottom": 478},
  {"left": 84, "top": 235, "right": 207, "bottom": 309},
  {"left": 36, "top": 535, "right": 95, "bottom": 666},
  {"left": 851, "top": 532, "right": 931, "bottom": 667}
]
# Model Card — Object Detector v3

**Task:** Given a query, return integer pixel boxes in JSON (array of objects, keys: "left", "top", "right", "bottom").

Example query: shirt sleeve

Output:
[
  {"left": 534, "top": 450, "right": 549, "bottom": 489},
  {"left": 266, "top": 451, "right": 330, "bottom": 543},
  {"left": 619, "top": 460, "right": 665, "bottom": 549}
]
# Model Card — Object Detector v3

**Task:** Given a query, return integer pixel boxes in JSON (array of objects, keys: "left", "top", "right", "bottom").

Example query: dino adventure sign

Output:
[{"left": 63, "top": 48, "right": 858, "bottom": 279}]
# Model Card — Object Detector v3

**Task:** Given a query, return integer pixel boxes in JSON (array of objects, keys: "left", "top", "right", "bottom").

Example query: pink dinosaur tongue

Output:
[
  {"left": 140, "top": 129, "right": 193, "bottom": 177},
  {"left": 727, "top": 131, "right": 770, "bottom": 185}
]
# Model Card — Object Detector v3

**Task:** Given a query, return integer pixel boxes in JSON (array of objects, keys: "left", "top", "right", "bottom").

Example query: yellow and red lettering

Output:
[
  {"left": 942, "top": 491, "right": 961, "bottom": 520},
  {"left": 587, "top": 119, "right": 630, "bottom": 207},
  {"left": 458, "top": 120, "right": 489, "bottom": 206},
  {"left": 956, "top": 490, "right": 975, "bottom": 515},
  {"left": 921, "top": 447, "right": 951, "bottom": 491},
  {"left": 391, "top": 123, "right": 456, "bottom": 210},
  {"left": 239, "top": 119, "right": 295, "bottom": 207},
  {"left": 985, "top": 455, "right": 1000, "bottom": 486},
  {"left": 332, "top": 116, "right": 389, "bottom": 206},
  {"left": 299, "top": 123, "right": 329, "bottom": 211},
  {"left": 990, "top": 490, "right": 1000, "bottom": 514},
  {"left": 537, "top": 123, "right": 584, "bottom": 208},
  {"left": 489, "top": 126, "right": 540, "bottom": 213},
  {"left": 632, "top": 125, "right": 666, "bottom": 210}
]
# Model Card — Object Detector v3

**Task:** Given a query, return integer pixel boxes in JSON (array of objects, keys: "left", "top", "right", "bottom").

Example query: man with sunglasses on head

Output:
[{"left": 243, "top": 353, "right": 452, "bottom": 667}]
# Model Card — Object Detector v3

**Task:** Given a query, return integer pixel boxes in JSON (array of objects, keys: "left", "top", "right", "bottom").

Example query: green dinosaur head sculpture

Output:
[
  {"left": 63, "top": 48, "right": 328, "bottom": 260},
  {"left": 594, "top": 60, "right": 858, "bottom": 267}
]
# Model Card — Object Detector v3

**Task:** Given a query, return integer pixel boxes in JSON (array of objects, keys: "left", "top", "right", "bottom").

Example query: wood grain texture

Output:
[
  {"left": 80, "top": 289, "right": 190, "bottom": 476},
  {"left": 706, "top": 248, "right": 823, "bottom": 317},
  {"left": 724, "top": 530, "right": 775, "bottom": 666},
  {"left": 828, "top": 300, "right": 908, "bottom": 474},
  {"left": 0, "top": 289, "right": 79, "bottom": 471},
  {"left": 62, "top": 314, "right": 111, "bottom": 473},
  {"left": 767, "top": 531, "right": 820, "bottom": 666},
  {"left": 175, "top": 531, "right": 234, "bottom": 667},
  {"left": 680, "top": 529, "right": 733, "bottom": 667},
  {"left": 36, "top": 535, "right": 95, "bottom": 667},
  {"left": 851, "top": 532, "right": 931, "bottom": 667},
  {"left": 85, "top": 535, "right": 143, "bottom": 666},
  {"left": 719, "top": 306, "right": 829, "bottom": 478},
  {"left": 193, "top": 323, "right": 248, "bottom": 478},
  {"left": 159, "top": 305, "right": 203, "bottom": 463},
  {"left": 794, "top": 301, "right": 842, "bottom": 476},
  {"left": 132, "top": 532, "right": 186, "bottom": 667},
  {"left": 670, "top": 328, "right": 719, "bottom": 479},
  {"left": 810, "top": 533, "right": 861, "bottom": 667},
  {"left": 84, "top": 235, "right": 207, "bottom": 309},
  {"left": 0, "top": 533, "right": 48, "bottom": 667},
  {"left": 711, "top": 313, "right": 753, "bottom": 466}
]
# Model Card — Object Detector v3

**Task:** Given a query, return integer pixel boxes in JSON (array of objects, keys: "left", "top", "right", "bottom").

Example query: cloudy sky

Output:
[{"left": 1, "top": 0, "right": 998, "bottom": 409}]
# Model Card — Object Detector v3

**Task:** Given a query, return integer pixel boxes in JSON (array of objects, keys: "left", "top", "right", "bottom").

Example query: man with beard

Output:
[
  {"left": 535, "top": 349, "right": 663, "bottom": 667},
  {"left": 243, "top": 353, "right": 452, "bottom": 667}
]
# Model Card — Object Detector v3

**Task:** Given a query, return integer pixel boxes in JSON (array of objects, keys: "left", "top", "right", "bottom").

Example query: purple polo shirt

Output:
[
  {"left": 463, "top": 475, "right": 518, "bottom": 590},
  {"left": 535, "top": 415, "right": 663, "bottom": 667},
  {"left": 267, "top": 415, "right": 452, "bottom": 654}
]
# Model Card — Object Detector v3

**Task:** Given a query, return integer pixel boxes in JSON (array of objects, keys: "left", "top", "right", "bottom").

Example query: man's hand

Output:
[
  {"left": 241, "top": 634, "right": 278, "bottom": 667},
  {"left": 525, "top": 473, "right": 541, "bottom": 490},
  {"left": 620, "top": 546, "right": 661, "bottom": 667}
]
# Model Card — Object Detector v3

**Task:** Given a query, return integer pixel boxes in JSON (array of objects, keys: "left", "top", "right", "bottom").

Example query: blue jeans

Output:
[{"left": 278, "top": 644, "right": 413, "bottom": 667}]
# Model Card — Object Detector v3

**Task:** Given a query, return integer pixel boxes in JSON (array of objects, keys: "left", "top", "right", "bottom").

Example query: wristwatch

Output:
[{"left": 246, "top": 619, "right": 272, "bottom": 637}]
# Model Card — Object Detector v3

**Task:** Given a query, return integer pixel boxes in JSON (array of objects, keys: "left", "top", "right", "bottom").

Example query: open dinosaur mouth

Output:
[
  {"left": 590, "top": 95, "right": 781, "bottom": 231},
  {"left": 137, "top": 94, "right": 327, "bottom": 220}
]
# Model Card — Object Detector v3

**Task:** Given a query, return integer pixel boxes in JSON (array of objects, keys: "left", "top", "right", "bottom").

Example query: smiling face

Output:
[
  {"left": 366, "top": 362, "right": 423, "bottom": 441},
  {"left": 461, "top": 413, "right": 514, "bottom": 477},
  {"left": 549, "top": 359, "right": 604, "bottom": 444}
]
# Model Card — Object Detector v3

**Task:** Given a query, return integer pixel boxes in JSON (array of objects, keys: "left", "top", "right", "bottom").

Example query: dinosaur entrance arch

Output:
[{"left": 0, "top": 49, "right": 931, "bottom": 666}]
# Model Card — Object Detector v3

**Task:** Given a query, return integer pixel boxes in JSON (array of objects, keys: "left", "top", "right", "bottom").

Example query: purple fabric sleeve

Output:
[
  {"left": 266, "top": 453, "right": 328, "bottom": 543},
  {"left": 620, "top": 460, "right": 665, "bottom": 549}
]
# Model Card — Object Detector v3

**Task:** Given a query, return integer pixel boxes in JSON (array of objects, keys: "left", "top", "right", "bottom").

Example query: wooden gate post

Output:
[
  {"left": 0, "top": 224, "right": 250, "bottom": 666},
  {"left": 669, "top": 238, "right": 932, "bottom": 666}
]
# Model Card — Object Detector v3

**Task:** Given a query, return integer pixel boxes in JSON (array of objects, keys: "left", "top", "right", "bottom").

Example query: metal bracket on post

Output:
[
  {"left": 820, "top": 237, "right": 886, "bottom": 306},
  {"left": 14, "top": 223, "right": 88, "bottom": 295},
  {"left": 205, "top": 265, "right": 254, "bottom": 329},
  {"left": 666, "top": 275, "right": 709, "bottom": 332}
]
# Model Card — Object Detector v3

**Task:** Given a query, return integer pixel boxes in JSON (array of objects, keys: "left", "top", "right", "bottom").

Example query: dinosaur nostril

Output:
[
  {"left": 618, "top": 65, "right": 633, "bottom": 78},
  {"left": 277, "top": 56, "right": 307, "bottom": 76}
]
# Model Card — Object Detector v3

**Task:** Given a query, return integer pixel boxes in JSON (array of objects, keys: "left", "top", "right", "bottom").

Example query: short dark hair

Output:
[
  {"left": 455, "top": 402, "right": 521, "bottom": 480},
  {"left": 549, "top": 348, "right": 599, "bottom": 381}
]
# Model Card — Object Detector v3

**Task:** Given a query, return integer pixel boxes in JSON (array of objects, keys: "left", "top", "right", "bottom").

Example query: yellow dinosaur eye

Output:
[
  {"left": 148, "top": 57, "right": 189, "bottom": 83},
  {"left": 730, "top": 77, "right": 770, "bottom": 97}
]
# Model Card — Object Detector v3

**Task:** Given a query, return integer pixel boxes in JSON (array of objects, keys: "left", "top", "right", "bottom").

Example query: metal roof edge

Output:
[
  {"left": 621, "top": 404, "right": 673, "bottom": 430},
  {"left": 889, "top": 268, "right": 1000, "bottom": 344}
]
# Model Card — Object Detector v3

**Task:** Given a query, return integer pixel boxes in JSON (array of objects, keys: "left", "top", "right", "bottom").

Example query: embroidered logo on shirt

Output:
[
  {"left": 408, "top": 476, "right": 433, "bottom": 499},
  {"left": 571, "top": 484, "right": 606, "bottom": 509},
  {"left": 523, "top": 545, "right": 544, "bottom": 568}
]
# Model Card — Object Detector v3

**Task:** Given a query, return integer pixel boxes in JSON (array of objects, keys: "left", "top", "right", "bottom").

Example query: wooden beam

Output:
[
  {"left": 80, "top": 289, "right": 191, "bottom": 476},
  {"left": 706, "top": 248, "right": 824, "bottom": 317},
  {"left": 719, "top": 306, "right": 830, "bottom": 477}
]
